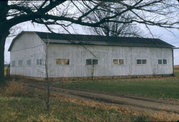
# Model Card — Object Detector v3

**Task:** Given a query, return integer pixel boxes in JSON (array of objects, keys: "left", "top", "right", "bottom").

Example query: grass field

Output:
[
  {"left": 0, "top": 81, "right": 158, "bottom": 122},
  {"left": 58, "top": 70, "right": 179, "bottom": 100},
  {"left": 1, "top": 70, "right": 179, "bottom": 121},
  {"left": 1, "top": 97, "right": 158, "bottom": 122}
]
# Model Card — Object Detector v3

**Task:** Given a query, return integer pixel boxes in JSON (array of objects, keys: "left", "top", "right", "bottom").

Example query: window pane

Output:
[
  {"left": 163, "top": 59, "right": 167, "bottom": 64},
  {"left": 37, "top": 59, "right": 39, "bottom": 65},
  {"left": 40, "top": 59, "right": 42, "bottom": 65},
  {"left": 12, "top": 61, "right": 15, "bottom": 67},
  {"left": 119, "top": 59, "right": 124, "bottom": 65},
  {"left": 18, "top": 60, "right": 22, "bottom": 66},
  {"left": 137, "top": 59, "right": 141, "bottom": 64},
  {"left": 113, "top": 59, "right": 118, "bottom": 65},
  {"left": 37, "top": 59, "right": 42, "bottom": 65},
  {"left": 142, "top": 59, "right": 147, "bottom": 64},
  {"left": 86, "top": 59, "right": 92, "bottom": 65},
  {"left": 158, "top": 59, "right": 162, "bottom": 64},
  {"left": 56, "top": 59, "right": 62, "bottom": 65},
  {"left": 27, "top": 60, "right": 31, "bottom": 66},
  {"left": 64, "top": 59, "right": 69, "bottom": 65},
  {"left": 93, "top": 59, "right": 98, "bottom": 65}
]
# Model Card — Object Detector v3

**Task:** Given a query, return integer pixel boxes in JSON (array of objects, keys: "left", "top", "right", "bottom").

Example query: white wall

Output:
[
  {"left": 10, "top": 32, "right": 46, "bottom": 77},
  {"left": 9, "top": 32, "right": 173, "bottom": 78},
  {"left": 47, "top": 44, "right": 173, "bottom": 78}
]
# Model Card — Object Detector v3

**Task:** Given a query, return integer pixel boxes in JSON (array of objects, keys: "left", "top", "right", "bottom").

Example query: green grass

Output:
[
  {"left": 174, "top": 70, "right": 179, "bottom": 76},
  {"left": 0, "top": 96, "right": 154, "bottom": 122},
  {"left": 58, "top": 72, "right": 179, "bottom": 100}
]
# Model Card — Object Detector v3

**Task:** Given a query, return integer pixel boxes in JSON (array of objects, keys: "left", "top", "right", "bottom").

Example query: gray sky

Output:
[{"left": 5, "top": 21, "right": 179, "bottom": 65}]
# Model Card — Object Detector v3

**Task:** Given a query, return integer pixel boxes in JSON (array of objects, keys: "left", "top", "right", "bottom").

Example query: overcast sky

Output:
[{"left": 5, "top": 21, "right": 179, "bottom": 65}]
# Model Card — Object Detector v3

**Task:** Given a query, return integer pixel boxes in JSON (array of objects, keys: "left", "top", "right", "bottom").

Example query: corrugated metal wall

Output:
[
  {"left": 10, "top": 32, "right": 46, "bottom": 77},
  {"left": 10, "top": 32, "right": 173, "bottom": 78},
  {"left": 47, "top": 44, "right": 173, "bottom": 77}
]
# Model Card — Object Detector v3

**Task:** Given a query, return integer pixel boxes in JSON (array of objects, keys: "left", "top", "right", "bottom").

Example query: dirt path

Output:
[{"left": 24, "top": 81, "right": 179, "bottom": 115}]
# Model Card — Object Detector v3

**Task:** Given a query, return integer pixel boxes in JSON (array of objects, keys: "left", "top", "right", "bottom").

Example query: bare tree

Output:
[
  {"left": 88, "top": 3, "right": 144, "bottom": 37},
  {"left": 1, "top": 0, "right": 179, "bottom": 85}
]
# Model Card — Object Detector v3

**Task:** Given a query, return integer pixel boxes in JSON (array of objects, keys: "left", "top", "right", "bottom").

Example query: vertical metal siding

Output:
[
  {"left": 47, "top": 44, "right": 173, "bottom": 77},
  {"left": 10, "top": 33, "right": 173, "bottom": 78}
]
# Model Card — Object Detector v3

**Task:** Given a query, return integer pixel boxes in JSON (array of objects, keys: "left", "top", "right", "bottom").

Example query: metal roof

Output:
[
  {"left": 36, "top": 32, "right": 174, "bottom": 48},
  {"left": 8, "top": 31, "right": 174, "bottom": 51}
]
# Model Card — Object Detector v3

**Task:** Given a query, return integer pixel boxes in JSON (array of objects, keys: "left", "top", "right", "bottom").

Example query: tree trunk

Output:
[
  {"left": 0, "top": 30, "right": 9, "bottom": 85},
  {"left": 0, "top": 1, "right": 9, "bottom": 85}
]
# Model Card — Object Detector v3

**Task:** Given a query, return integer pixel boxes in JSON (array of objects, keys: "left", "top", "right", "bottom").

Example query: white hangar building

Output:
[{"left": 8, "top": 31, "right": 174, "bottom": 79}]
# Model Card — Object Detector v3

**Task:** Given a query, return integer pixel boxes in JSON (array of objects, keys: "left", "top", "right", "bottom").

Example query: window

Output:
[
  {"left": 93, "top": 59, "right": 98, "bottom": 65},
  {"left": 142, "top": 59, "right": 147, "bottom": 64},
  {"left": 137, "top": 59, "right": 147, "bottom": 64},
  {"left": 113, "top": 59, "right": 118, "bottom": 65},
  {"left": 86, "top": 59, "right": 98, "bottom": 65},
  {"left": 27, "top": 60, "right": 31, "bottom": 66},
  {"left": 86, "top": 59, "right": 92, "bottom": 65},
  {"left": 18, "top": 60, "right": 23, "bottom": 66},
  {"left": 119, "top": 59, "right": 124, "bottom": 65},
  {"left": 158, "top": 59, "right": 162, "bottom": 64},
  {"left": 56, "top": 59, "right": 62, "bottom": 65},
  {"left": 137, "top": 59, "right": 141, "bottom": 64},
  {"left": 158, "top": 59, "right": 167, "bottom": 64},
  {"left": 113, "top": 59, "right": 124, "bottom": 65},
  {"left": 56, "top": 59, "right": 69, "bottom": 65},
  {"left": 63, "top": 59, "right": 69, "bottom": 65},
  {"left": 163, "top": 59, "right": 167, "bottom": 64},
  {"left": 12, "top": 61, "right": 15, "bottom": 67},
  {"left": 37, "top": 59, "right": 42, "bottom": 65}
]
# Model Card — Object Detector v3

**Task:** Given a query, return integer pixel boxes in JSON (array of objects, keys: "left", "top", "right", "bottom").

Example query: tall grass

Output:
[{"left": 0, "top": 80, "right": 34, "bottom": 97}]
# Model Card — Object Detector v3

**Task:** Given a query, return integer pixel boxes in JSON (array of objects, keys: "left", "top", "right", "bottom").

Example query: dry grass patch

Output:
[
  {"left": 51, "top": 93, "right": 179, "bottom": 122},
  {"left": 0, "top": 80, "right": 34, "bottom": 97}
]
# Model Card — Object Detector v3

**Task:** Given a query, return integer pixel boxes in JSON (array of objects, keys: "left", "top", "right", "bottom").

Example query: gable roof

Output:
[{"left": 8, "top": 31, "right": 174, "bottom": 51}]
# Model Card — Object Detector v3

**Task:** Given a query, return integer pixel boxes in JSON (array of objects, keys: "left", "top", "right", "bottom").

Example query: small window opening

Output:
[
  {"left": 56, "top": 59, "right": 70, "bottom": 65},
  {"left": 137, "top": 59, "right": 141, "bottom": 64},
  {"left": 86, "top": 59, "right": 98, "bottom": 65},
  {"left": 18, "top": 60, "right": 23, "bottom": 66},
  {"left": 113, "top": 59, "right": 118, "bottom": 65},
  {"left": 37, "top": 59, "right": 42, "bottom": 65},
  {"left": 12, "top": 61, "right": 15, "bottom": 67},
  {"left": 119, "top": 59, "right": 124, "bottom": 65},
  {"left": 158, "top": 59, "right": 162, "bottom": 64},
  {"left": 163, "top": 59, "right": 167, "bottom": 64},
  {"left": 27, "top": 60, "right": 31, "bottom": 66}
]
